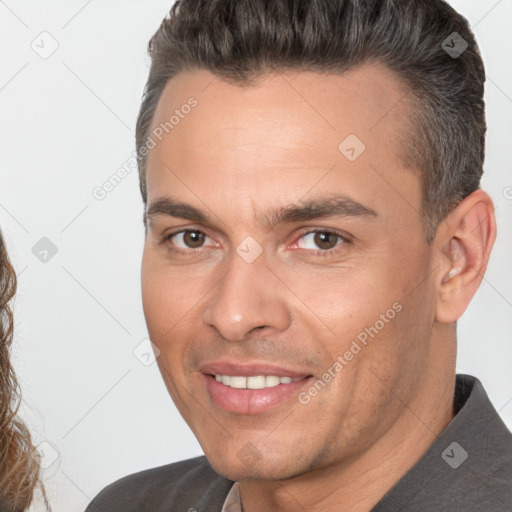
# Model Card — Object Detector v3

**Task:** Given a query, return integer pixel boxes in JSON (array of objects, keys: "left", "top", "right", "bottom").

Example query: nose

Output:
[{"left": 201, "top": 248, "right": 291, "bottom": 342}]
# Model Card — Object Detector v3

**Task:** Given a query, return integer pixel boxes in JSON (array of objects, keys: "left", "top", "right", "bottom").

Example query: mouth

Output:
[
  {"left": 213, "top": 374, "right": 303, "bottom": 389},
  {"left": 199, "top": 361, "right": 313, "bottom": 414}
]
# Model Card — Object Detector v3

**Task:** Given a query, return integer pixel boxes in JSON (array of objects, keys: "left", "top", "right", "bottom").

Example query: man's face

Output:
[{"left": 141, "top": 65, "right": 438, "bottom": 480}]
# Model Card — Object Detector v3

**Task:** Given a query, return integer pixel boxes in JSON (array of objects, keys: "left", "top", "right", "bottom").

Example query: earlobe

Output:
[{"left": 435, "top": 190, "right": 497, "bottom": 323}]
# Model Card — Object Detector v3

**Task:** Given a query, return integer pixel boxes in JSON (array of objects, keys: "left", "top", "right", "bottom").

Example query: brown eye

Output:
[
  {"left": 314, "top": 232, "right": 338, "bottom": 250},
  {"left": 182, "top": 231, "right": 205, "bottom": 248},
  {"left": 297, "top": 230, "right": 345, "bottom": 252},
  {"left": 164, "top": 230, "right": 209, "bottom": 250}
]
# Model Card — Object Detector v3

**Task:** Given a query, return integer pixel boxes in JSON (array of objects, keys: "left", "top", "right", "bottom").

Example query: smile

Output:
[
  {"left": 214, "top": 375, "right": 302, "bottom": 389},
  {"left": 203, "top": 374, "right": 312, "bottom": 414}
]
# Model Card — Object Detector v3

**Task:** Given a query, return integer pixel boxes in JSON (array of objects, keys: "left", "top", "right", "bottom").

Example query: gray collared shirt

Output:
[{"left": 221, "top": 374, "right": 512, "bottom": 511}]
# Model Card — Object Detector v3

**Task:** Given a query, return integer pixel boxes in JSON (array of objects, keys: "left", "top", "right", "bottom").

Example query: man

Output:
[{"left": 86, "top": 0, "right": 512, "bottom": 510}]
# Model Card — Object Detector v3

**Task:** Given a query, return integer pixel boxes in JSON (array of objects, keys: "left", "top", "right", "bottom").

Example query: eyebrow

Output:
[{"left": 145, "top": 193, "right": 378, "bottom": 230}]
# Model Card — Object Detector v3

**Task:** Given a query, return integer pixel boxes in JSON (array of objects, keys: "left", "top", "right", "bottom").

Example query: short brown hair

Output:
[{"left": 136, "top": 0, "right": 486, "bottom": 242}]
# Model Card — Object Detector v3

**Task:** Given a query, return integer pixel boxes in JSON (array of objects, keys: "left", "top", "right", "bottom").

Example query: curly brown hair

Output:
[{"left": 0, "top": 230, "right": 43, "bottom": 511}]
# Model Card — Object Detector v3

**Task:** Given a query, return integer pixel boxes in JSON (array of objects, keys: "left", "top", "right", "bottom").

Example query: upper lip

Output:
[{"left": 199, "top": 360, "right": 311, "bottom": 378}]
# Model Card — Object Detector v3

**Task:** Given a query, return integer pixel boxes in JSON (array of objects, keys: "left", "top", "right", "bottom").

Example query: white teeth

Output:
[
  {"left": 229, "top": 376, "right": 247, "bottom": 389},
  {"left": 265, "top": 376, "right": 280, "bottom": 388},
  {"left": 247, "top": 376, "right": 266, "bottom": 389},
  {"left": 214, "top": 375, "right": 299, "bottom": 389}
]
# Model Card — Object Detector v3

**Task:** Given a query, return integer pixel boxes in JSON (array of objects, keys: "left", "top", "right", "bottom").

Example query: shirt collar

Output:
[{"left": 221, "top": 481, "right": 242, "bottom": 512}]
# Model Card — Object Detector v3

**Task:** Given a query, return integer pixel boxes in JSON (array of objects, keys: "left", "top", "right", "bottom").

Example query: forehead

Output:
[
  {"left": 145, "top": 64, "right": 420, "bottom": 227},
  {"left": 149, "top": 63, "right": 410, "bottom": 146}
]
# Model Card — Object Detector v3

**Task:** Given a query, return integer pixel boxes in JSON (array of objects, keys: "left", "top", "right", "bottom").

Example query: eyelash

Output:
[{"left": 160, "top": 228, "right": 350, "bottom": 258}]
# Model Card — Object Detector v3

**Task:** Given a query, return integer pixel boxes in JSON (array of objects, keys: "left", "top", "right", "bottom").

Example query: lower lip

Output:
[{"left": 203, "top": 374, "right": 312, "bottom": 414}]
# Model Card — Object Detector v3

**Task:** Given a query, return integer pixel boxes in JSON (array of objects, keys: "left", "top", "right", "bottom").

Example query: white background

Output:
[{"left": 0, "top": 1, "right": 511, "bottom": 511}]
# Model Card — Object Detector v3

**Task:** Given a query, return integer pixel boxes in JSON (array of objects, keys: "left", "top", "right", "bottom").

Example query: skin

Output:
[{"left": 141, "top": 64, "right": 496, "bottom": 512}]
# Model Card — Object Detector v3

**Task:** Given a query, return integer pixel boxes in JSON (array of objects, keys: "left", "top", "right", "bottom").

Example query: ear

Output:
[{"left": 433, "top": 189, "right": 497, "bottom": 324}]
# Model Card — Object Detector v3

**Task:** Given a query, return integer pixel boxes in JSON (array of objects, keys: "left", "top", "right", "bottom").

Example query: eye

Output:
[
  {"left": 161, "top": 228, "right": 349, "bottom": 257},
  {"left": 162, "top": 229, "right": 212, "bottom": 250},
  {"left": 295, "top": 230, "right": 348, "bottom": 253}
]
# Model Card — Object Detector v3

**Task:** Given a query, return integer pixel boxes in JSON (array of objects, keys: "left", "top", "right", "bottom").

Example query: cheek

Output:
[
  {"left": 141, "top": 252, "right": 210, "bottom": 382},
  {"left": 141, "top": 252, "right": 184, "bottom": 351},
  {"left": 289, "top": 249, "right": 431, "bottom": 379},
  {"left": 290, "top": 267, "right": 398, "bottom": 343},
  {"left": 141, "top": 260, "right": 193, "bottom": 407},
  {"left": 141, "top": 265, "right": 166, "bottom": 336},
  {"left": 141, "top": 250, "right": 193, "bottom": 334}
]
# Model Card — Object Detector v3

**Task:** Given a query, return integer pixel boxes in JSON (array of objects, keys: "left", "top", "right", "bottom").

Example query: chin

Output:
[
  {"left": 204, "top": 447, "right": 301, "bottom": 482},
  {"left": 212, "top": 463, "right": 267, "bottom": 481}
]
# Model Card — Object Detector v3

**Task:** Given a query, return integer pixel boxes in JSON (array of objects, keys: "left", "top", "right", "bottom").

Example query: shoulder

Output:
[{"left": 85, "top": 456, "right": 233, "bottom": 512}]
